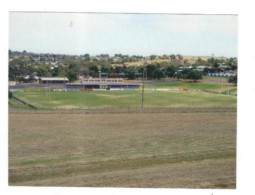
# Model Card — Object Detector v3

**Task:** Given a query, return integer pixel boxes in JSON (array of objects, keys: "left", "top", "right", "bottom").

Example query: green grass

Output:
[
  {"left": 13, "top": 90, "right": 237, "bottom": 109},
  {"left": 151, "top": 83, "right": 228, "bottom": 90},
  {"left": 8, "top": 99, "right": 32, "bottom": 110},
  {"left": 222, "top": 88, "right": 237, "bottom": 94}
]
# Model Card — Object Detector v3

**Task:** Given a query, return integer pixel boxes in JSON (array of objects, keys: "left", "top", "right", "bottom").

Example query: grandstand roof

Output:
[{"left": 40, "top": 77, "right": 69, "bottom": 81}]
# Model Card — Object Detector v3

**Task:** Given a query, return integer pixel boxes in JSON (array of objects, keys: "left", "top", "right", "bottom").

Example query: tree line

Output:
[
  {"left": 9, "top": 51, "right": 237, "bottom": 83},
  {"left": 8, "top": 59, "right": 226, "bottom": 83}
]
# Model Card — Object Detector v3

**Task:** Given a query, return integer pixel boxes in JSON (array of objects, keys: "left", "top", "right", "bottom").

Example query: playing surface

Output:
[{"left": 12, "top": 90, "right": 237, "bottom": 109}]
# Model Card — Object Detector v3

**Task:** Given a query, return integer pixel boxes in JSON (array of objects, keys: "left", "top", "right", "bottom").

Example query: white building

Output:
[{"left": 39, "top": 77, "right": 69, "bottom": 84}]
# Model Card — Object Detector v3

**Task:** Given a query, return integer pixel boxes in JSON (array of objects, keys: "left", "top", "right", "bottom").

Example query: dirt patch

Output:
[
  {"left": 56, "top": 105, "right": 80, "bottom": 109},
  {"left": 96, "top": 94, "right": 131, "bottom": 99},
  {"left": 49, "top": 101, "right": 62, "bottom": 104}
]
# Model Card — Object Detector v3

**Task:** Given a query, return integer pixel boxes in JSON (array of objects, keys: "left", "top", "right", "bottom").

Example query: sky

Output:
[{"left": 9, "top": 12, "right": 238, "bottom": 57}]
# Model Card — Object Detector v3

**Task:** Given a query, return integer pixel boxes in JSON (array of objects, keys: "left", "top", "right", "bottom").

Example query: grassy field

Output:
[
  {"left": 222, "top": 88, "right": 237, "bottom": 94},
  {"left": 12, "top": 90, "right": 237, "bottom": 110},
  {"left": 151, "top": 83, "right": 231, "bottom": 90},
  {"left": 9, "top": 81, "right": 237, "bottom": 188},
  {"left": 9, "top": 112, "right": 236, "bottom": 188},
  {"left": 201, "top": 76, "right": 229, "bottom": 84},
  {"left": 8, "top": 99, "right": 32, "bottom": 110}
]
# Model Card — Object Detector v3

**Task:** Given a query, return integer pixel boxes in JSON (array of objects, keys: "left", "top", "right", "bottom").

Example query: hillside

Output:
[{"left": 122, "top": 56, "right": 228, "bottom": 67}]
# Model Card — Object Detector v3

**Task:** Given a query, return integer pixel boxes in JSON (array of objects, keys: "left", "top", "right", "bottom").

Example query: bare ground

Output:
[{"left": 9, "top": 111, "right": 236, "bottom": 188}]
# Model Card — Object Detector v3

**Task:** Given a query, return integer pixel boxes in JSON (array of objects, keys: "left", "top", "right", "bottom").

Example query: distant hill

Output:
[{"left": 122, "top": 56, "right": 228, "bottom": 67}]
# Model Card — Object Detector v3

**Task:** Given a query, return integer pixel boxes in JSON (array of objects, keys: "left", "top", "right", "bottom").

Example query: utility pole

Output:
[
  {"left": 142, "top": 60, "right": 146, "bottom": 109},
  {"left": 99, "top": 70, "right": 101, "bottom": 89},
  {"left": 46, "top": 80, "right": 49, "bottom": 100}
]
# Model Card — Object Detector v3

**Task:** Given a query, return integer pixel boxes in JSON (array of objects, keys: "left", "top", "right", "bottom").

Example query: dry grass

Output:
[
  {"left": 9, "top": 111, "right": 236, "bottom": 188},
  {"left": 123, "top": 56, "right": 226, "bottom": 66},
  {"left": 201, "top": 76, "right": 229, "bottom": 84}
]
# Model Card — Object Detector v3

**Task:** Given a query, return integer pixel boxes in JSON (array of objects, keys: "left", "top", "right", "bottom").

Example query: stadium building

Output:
[
  {"left": 39, "top": 77, "right": 69, "bottom": 84},
  {"left": 66, "top": 78, "right": 141, "bottom": 90}
]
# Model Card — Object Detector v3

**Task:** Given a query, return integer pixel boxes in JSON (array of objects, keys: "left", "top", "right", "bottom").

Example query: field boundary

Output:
[
  {"left": 201, "top": 89, "right": 237, "bottom": 96},
  {"left": 9, "top": 106, "right": 236, "bottom": 114},
  {"left": 11, "top": 95, "right": 37, "bottom": 110},
  {"left": 10, "top": 87, "right": 237, "bottom": 96}
]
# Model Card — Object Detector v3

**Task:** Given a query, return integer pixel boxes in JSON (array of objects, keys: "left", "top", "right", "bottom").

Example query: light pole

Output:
[
  {"left": 142, "top": 60, "right": 146, "bottom": 109},
  {"left": 99, "top": 70, "right": 101, "bottom": 89}
]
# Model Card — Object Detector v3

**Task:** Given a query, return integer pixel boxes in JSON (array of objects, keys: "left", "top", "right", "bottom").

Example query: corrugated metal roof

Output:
[{"left": 66, "top": 83, "right": 141, "bottom": 86}]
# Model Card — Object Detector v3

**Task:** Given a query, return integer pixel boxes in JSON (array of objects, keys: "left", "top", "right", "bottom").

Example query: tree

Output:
[
  {"left": 169, "top": 59, "right": 182, "bottom": 67},
  {"left": 170, "top": 54, "right": 176, "bottom": 60},
  {"left": 101, "top": 66, "right": 110, "bottom": 74},
  {"left": 205, "top": 67, "right": 217, "bottom": 74},
  {"left": 124, "top": 66, "right": 136, "bottom": 80},
  {"left": 114, "top": 54, "right": 123, "bottom": 58},
  {"left": 66, "top": 69, "right": 78, "bottom": 82},
  {"left": 36, "top": 65, "right": 51, "bottom": 77},
  {"left": 159, "top": 61, "right": 169, "bottom": 69},
  {"left": 26, "top": 64, "right": 36, "bottom": 75},
  {"left": 89, "top": 65, "right": 99, "bottom": 77},
  {"left": 208, "top": 57, "right": 221, "bottom": 69},
  {"left": 137, "top": 66, "right": 145, "bottom": 79},
  {"left": 174, "top": 72, "right": 182, "bottom": 81},
  {"left": 9, "top": 62, "right": 19, "bottom": 80},
  {"left": 162, "top": 54, "right": 168, "bottom": 59},
  {"left": 183, "top": 59, "right": 188, "bottom": 66},
  {"left": 176, "top": 54, "right": 183, "bottom": 61},
  {"left": 51, "top": 66, "right": 59, "bottom": 77},
  {"left": 66, "top": 64, "right": 79, "bottom": 82},
  {"left": 149, "top": 55, "right": 157, "bottom": 60},
  {"left": 208, "top": 57, "right": 215, "bottom": 65},
  {"left": 115, "top": 66, "right": 124, "bottom": 74},
  {"left": 166, "top": 66, "right": 176, "bottom": 78},
  {"left": 228, "top": 75, "right": 237, "bottom": 86},
  {"left": 57, "top": 66, "right": 67, "bottom": 77},
  {"left": 196, "top": 57, "right": 206, "bottom": 66},
  {"left": 186, "top": 70, "right": 203, "bottom": 82},
  {"left": 9, "top": 59, "right": 28, "bottom": 80},
  {"left": 84, "top": 54, "right": 90, "bottom": 61},
  {"left": 153, "top": 69, "right": 165, "bottom": 80},
  {"left": 146, "top": 64, "right": 157, "bottom": 79},
  {"left": 213, "top": 62, "right": 220, "bottom": 69}
]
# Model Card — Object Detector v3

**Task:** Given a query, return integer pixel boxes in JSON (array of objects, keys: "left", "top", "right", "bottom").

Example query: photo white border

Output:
[{"left": 1, "top": 0, "right": 255, "bottom": 195}]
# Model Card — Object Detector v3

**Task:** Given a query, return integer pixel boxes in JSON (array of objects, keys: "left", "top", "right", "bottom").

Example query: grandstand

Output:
[{"left": 39, "top": 77, "right": 69, "bottom": 84}]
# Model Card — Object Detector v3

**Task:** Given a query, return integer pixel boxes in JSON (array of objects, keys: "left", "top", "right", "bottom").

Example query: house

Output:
[
  {"left": 113, "top": 57, "right": 122, "bottom": 63},
  {"left": 197, "top": 66, "right": 206, "bottom": 70},
  {"left": 9, "top": 81, "right": 16, "bottom": 86}
]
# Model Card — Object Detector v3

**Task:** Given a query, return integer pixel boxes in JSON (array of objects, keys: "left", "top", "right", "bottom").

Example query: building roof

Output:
[
  {"left": 40, "top": 77, "right": 68, "bottom": 81},
  {"left": 81, "top": 78, "right": 123, "bottom": 83},
  {"left": 66, "top": 83, "right": 141, "bottom": 86}
]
